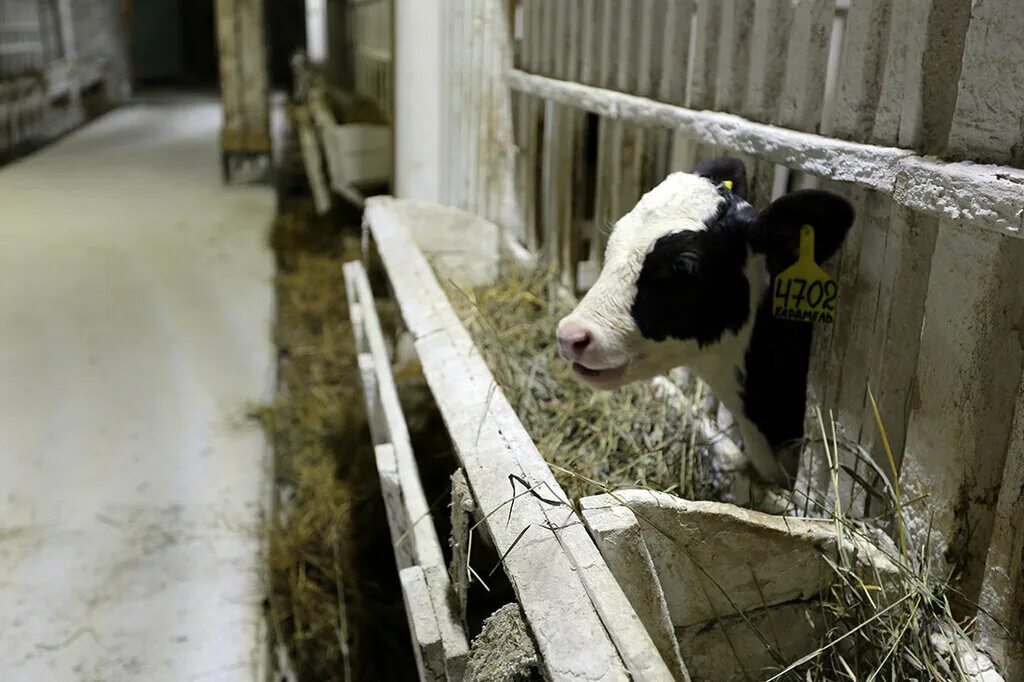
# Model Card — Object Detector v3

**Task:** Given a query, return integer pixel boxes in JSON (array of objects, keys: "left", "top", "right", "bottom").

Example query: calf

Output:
[{"left": 556, "top": 159, "right": 854, "bottom": 485}]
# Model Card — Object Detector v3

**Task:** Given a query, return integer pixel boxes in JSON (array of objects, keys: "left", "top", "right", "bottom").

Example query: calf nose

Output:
[{"left": 556, "top": 320, "right": 592, "bottom": 358}]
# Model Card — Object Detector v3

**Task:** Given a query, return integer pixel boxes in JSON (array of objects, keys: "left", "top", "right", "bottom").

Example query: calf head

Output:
[{"left": 556, "top": 158, "right": 854, "bottom": 483}]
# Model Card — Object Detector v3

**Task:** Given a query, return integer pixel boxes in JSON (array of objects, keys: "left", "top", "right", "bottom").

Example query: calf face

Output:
[{"left": 556, "top": 158, "right": 854, "bottom": 483}]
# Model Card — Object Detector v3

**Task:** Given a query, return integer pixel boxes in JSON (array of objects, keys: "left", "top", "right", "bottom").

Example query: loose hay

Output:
[
  {"left": 448, "top": 262, "right": 988, "bottom": 681},
  {"left": 256, "top": 203, "right": 417, "bottom": 681},
  {"left": 448, "top": 262, "right": 716, "bottom": 502}
]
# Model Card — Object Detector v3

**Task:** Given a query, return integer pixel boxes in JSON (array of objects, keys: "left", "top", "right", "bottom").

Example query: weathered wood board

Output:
[{"left": 365, "top": 196, "right": 674, "bottom": 681}]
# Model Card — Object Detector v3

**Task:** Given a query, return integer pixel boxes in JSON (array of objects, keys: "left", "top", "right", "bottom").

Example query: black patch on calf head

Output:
[
  {"left": 631, "top": 192, "right": 756, "bottom": 347},
  {"left": 692, "top": 157, "right": 749, "bottom": 200}
]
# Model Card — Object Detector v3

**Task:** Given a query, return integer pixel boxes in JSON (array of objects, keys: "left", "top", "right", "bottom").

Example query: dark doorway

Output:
[{"left": 128, "top": 0, "right": 306, "bottom": 92}]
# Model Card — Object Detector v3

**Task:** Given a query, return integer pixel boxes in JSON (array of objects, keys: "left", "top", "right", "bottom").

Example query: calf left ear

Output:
[{"left": 749, "top": 190, "right": 855, "bottom": 274}]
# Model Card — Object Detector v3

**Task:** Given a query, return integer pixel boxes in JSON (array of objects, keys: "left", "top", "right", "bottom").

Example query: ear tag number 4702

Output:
[{"left": 772, "top": 225, "right": 837, "bottom": 324}]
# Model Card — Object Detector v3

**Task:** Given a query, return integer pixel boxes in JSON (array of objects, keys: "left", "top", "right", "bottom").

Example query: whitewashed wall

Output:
[
  {"left": 0, "top": 0, "right": 120, "bottom": 157},
  {"left": 435, "top": 0, "right": 1023, "bottom": 676}
]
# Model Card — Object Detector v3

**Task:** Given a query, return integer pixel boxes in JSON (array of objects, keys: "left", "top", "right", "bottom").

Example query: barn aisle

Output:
[{"left": 0, "top": 98, "right": 275, "bottom": 680}]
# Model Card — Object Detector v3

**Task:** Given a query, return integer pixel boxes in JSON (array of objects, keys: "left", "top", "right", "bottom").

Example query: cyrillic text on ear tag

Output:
[{"left": 772, "top": 225, "right": 837, "bottom": 324}]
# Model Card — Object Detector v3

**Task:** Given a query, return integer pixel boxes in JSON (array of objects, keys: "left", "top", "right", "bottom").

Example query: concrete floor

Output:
[{"left": 0, "top": 99, "right": 276, "bottom": 680}]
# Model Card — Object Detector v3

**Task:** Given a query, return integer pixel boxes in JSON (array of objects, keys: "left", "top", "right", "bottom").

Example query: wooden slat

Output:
[
  {"left": 774, "top": 0, "right": 834, "bottom": 134},
  {"left": 400, "top": 566, "right": 447, "bottom": 682},
  {"left": 712, "top": 0, "right": 754, "bottom": 115},
  {"left": 294, "top": 106, "right": 332, "bottom": 215},
  {"left": 343, "top": 261, "right": 469, "bottom": 679},
  {"left": 581, "top": 501, "right": 691, "bottom": 682},
  {"left": 588, "top": 0, "right": 618, "bottom": 264},
  {"left": 686, "top": 0, "right": 720, "bottom": 110},
  {"left": 365, "top": 198, "right": 674, "bottom": 681},
  {"left": 831, "top": 0, "right": 893, "bottom": 143},
  {"left": 657, "top": 0, "right": 693, "bottom": 106},
  {"left": 975, "top": 371, "right": 1024, "bottom": 678},
  {"left": 901, "top": 225, "right": 1024, "bottom": 611},
  {"left": 742, "top": 0, "right": 792, "bottom": 123},
  {"left": 946, "top": 0, "right": 1024, "bottom": 166}
]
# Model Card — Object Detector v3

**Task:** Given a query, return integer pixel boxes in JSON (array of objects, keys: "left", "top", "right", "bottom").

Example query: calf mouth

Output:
[{"left": 571, "top": 361, "right": 627, "bottom": 387}]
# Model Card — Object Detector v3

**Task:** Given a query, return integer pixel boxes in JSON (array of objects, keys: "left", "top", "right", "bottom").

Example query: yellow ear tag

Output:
[
  {"left": 723, "top": 180, "right": 734, "bottom": 190},
  {"left": 771, "top": 225, "right": 838, "bottom": 324}
]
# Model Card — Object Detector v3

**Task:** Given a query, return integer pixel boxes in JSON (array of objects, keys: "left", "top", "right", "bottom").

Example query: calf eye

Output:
[{"left": 674, "top": 251, "right": 701, "bottom": 274}]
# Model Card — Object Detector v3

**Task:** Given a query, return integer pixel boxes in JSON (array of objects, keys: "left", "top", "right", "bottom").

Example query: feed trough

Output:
[{"left": 346, "top": 197, "right": 1001, "bottom": 682}]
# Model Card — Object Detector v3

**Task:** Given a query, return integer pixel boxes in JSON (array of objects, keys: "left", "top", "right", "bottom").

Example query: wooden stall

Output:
[{"left": 300, "top": 0, "right": 1024, "bottom": 678}]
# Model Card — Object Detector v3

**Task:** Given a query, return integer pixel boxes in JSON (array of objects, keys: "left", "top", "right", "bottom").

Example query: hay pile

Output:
[
  {"left": 448, "top": 263, "right": 982, "bottom": 681},
  {"left": 448, "top": 263, "right": 716, "bottom": 502},
  {"left": 256, "top": 202, "right": 417, "bottom": 681}
]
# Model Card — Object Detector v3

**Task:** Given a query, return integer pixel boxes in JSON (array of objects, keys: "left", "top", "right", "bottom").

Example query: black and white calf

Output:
[{"left": 555, "top": 159, "right": 855, "bottom": 485}]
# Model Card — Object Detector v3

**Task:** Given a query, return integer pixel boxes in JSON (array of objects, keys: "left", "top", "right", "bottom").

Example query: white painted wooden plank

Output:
[
  {"left": 587, "top": 491, "right": 898, "bottom": 629},
  {"left": 775, "top": 0, "right": 834, "bottom": 133},
  {"left": 578, "top": 0, "right": 598, "bottom": 86},
  {"left": 400, "top": 565, "right": 447, "bottom": 682},
  {"left": 343, "top": 261, "right": 469, "bottom": 675},
  {"left": 975, "top": 367, "right": 1024, "bottom": 680},
  {"left": 860, "top": 203, "right": 937, "bottom": 475},
  {"left": 713, "top": 0, "right": 754, "bottom": 115},
  {"left": 946, "top": 0, "right": 1024, "bottom": 166},
  {"left": 541, "top": 99, "right": 574, "bottom": 284},
  {"left": 895, "top": 0, "right": 970, "bottom": 154},
  {"left": 365, "top": 198, "right": 674, "bottom": 681},
  {"left": 658, "top": 0, "right": 693, "bottom": 106},
  {"left": 508, "top": 70, "right": 1024, "bottom": 239},
  {"left": 581, "top": 501, "right": 691, "bottom": 682},
  {"left": 375, "top": 443, "right": 418, "bottom": 570},
  {"left": 686, "top": 0, "right": 720, "bottom": 111},
  {"left": 609, "top": 0, "right": 646, "bottom": 248},
  {"left": 294, "top": 107, "right": 332, "bottom": 215},
  {"left": 588, "top": 0, "right": 619, "bottom": 265},
  {"left": 742, "top": 0, "right": 792, "bottom": 123},
  {"left": 900, "top": 224, "right": 1024, "bottom": 611},
  {"left": 394, "top": 0, "right": 442, "bottom": 202}
]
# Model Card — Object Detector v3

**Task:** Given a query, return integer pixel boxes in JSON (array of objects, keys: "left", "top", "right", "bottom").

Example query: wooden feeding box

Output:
[
  {"left": 347, "top": 198, "right": 1005, "bottom": 681},
  {"left": 214, "top": 0, "right": 271, "bottom": 183},
  {"left": 322, "top": 123, "right": 392, "bottom": 188},
  {"left": 350, "top": 198, "right": 674, "bottom": 680}
]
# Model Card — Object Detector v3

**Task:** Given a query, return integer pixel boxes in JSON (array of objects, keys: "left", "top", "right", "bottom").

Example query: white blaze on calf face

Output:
[{"left": 556, "top": 171, "right": 751, "bottom": 388}]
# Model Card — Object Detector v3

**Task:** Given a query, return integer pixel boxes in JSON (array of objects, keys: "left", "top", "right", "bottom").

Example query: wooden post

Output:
[
  {"left": 394, "top": 0, "right": 442, "bottom": 202},
  {"left": 215, "top": 0, "right": 271, "bottom": 183}
]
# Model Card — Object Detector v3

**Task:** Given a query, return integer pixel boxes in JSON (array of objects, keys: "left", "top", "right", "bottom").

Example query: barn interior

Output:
[{"left": 1, "top": 2, "right": 1022, "bottom": 681}]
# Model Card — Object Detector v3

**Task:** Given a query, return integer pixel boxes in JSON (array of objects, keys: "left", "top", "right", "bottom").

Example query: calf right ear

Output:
[
  {"left": 692, "top": 157, "right": 749, "bottom": 199},
  {"left": 749, "top": 190, "right": 855, "bottom": 275}
]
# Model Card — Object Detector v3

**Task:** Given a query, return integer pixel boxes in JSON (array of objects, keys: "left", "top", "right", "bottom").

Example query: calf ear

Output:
[
  {"left": 692, "top": 157, "right": 749, "bottom": 199},
  {"left": 749, "top": 189, "right": 855, "bottom": 274}
]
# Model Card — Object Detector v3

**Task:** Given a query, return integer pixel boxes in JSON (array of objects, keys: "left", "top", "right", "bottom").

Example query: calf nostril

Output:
[
  {"left": 557, "top": 324, "right": 592, "bottom": 356},
  {"left": 570, "top": 331, "right": 591, "bottom": 352}
]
